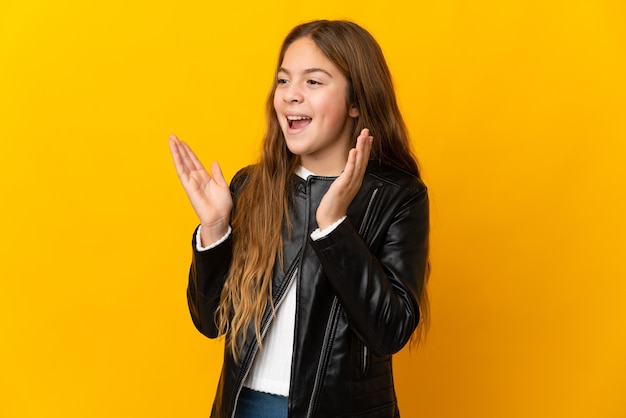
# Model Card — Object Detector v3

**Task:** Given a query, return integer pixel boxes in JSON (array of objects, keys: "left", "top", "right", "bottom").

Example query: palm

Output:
[
  {"left": 169, "top": 135, "right": 232, "bottom": 231},
  {"left": 316, "top": 129, "right": 373, "bottom": 229}
]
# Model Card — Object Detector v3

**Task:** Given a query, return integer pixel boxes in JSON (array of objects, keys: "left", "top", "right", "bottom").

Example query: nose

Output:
[{"left": 283, "top": 83, "right": 303, "bottom": 104}]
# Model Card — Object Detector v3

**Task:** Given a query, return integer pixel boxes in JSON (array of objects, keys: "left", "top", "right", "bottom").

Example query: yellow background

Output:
[{"left": 1, "top": 0, "right": 625, "bottom": 417}]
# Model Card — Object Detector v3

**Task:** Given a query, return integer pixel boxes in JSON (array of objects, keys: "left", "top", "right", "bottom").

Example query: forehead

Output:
[{"left": 279, "top": 38, "right": 339, "bottom": 75}]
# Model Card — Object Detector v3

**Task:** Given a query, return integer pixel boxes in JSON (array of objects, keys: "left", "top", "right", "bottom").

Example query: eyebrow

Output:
[{"left": 277, "top": 67, "right": 333, "bottom": 78}]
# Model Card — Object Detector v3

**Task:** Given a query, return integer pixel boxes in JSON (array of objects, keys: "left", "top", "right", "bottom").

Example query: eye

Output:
[
  {"left": 277, "top": 78, "right": 289, "bottom": 85},
  {"left": 307, "top": 79, "right": 322, "bottom": 86}
]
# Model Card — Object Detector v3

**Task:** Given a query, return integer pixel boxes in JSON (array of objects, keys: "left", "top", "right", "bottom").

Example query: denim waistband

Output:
[{"left": 234, "top": 387, "right": 288, "bottom": 418}]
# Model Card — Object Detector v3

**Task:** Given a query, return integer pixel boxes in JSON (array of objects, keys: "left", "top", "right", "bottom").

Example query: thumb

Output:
[{"left": 210, "top": 161, "right": 228, "bottom": 187}]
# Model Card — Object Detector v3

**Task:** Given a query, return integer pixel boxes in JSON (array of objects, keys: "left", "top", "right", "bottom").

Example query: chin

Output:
[{"left": 284, "top": 143, "right": 306, "bottom": 156}]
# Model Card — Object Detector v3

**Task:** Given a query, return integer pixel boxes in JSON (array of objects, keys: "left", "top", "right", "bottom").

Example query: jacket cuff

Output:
[{"left": 195, "top": 225, "right": 232, "bottom": 251}]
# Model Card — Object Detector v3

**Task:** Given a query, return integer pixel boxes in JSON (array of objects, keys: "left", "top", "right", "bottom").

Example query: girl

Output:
[{"left": 169, "top": 20, "right": 430, "bottom": 418}]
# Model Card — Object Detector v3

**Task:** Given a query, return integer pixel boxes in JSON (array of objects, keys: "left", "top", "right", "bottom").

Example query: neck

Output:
[{"left": 300, "top": 152, "right": 348, "bottom": 176}]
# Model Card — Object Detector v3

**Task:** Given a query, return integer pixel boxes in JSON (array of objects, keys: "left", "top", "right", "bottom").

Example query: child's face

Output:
[{"left": 274, "top": 37, "right": 359, "bottom": 175}]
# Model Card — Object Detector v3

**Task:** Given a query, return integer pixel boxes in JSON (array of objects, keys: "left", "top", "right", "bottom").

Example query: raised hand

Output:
[
  {"left": 168, "top": 134, "right": 233, "bottom": 246},
  {"left": 316, "top": 128, "right": 374, "bottom": 230}
]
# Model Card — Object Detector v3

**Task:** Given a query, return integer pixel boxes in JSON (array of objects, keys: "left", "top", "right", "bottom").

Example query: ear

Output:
[{"left": 348, "top": 104, "right": 360, "bottom": 118}]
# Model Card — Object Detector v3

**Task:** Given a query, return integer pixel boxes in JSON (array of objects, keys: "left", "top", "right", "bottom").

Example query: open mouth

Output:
[{"left": 287, "top": 115, "right": 312, "bottom": 130}]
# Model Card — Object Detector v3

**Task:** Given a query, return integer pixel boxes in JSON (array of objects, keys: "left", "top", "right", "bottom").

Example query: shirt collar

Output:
[{"left": 295, "top": 166, "right": 315, "bottom": 180}]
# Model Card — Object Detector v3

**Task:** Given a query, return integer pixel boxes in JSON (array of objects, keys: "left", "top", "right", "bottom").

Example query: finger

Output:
[
  {"left": 168, "top": 136, "right": 181, "bottom": 162},
  {"left": 359, "top": 128, "right": 373, "bottom": 155},
  {"left": 180, "top": 141, "right": 207, "bottom": 173},
  {"left": 169, "top": 136, "right": 190, "bottom": 176},
  {"left": 210, "top": 161, "right": 228, "bottom": 187},
  {"left": 346, "top": 129, "right": 369, "bottom": 172},
  {"left": 361, "top": 132, "right": 374, "bottom": 165},
  {"left": 169, "top": 135, "right": 195, "bottom": 171},
  {"left": 354, "top": 130, "right": 367, "bottom": 167},
  {"left": 342, "top": 148, "right": 357, "bottom": 181},
  {"left": 353, "top": 129, "right": 372, "bottom": 178}
]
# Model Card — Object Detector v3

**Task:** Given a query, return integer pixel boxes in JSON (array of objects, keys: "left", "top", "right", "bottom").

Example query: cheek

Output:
[
  {"left": 273, "top": 94, "right": 286, "bottom": 127},
  {"left": 321, "top": 97, "right": 350, "bottom": 127},
  {"left": 273, "top": 92, "right": 281, "bottom": 112}
]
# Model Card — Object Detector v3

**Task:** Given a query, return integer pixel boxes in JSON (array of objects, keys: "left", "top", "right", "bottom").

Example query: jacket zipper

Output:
[
  {"left": 230, "top": 267, "right": 299, "bottom": 418},
  {"left": 305, "top": 296, "right": 341, "bottom": 418},
  {"left": 358, "top": 188, "right": 379, "bottom": 236},
  {"left": 361, "top": 344, "right": 369, "bottom": 376}
]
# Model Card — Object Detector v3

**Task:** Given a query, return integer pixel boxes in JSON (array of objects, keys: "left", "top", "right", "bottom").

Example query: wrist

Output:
[
  {"left": 199, "top": 221, "right": 230, "bottom": 247},
  {"left": 312, "top": 216, "right": 346, "bottom": 240},
  {"left": 316, "top": 214, "right": 345, "bottom": 231}
]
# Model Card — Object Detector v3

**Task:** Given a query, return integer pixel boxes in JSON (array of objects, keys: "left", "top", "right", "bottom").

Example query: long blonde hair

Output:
[{"left": 216, "top": 20, "right": 429, "bottom": 359}]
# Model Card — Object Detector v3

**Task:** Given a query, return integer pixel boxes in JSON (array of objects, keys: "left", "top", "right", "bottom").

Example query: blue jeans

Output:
[{"left": 234, "top": 387, "right": 288, "bottom": 418}]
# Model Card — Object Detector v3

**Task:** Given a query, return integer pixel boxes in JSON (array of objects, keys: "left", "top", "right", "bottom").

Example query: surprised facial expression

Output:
[{"left": 274, "top": 37, "right": 359, "bottom": 175}]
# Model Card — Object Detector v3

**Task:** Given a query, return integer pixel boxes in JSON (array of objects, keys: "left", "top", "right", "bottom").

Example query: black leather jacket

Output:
[{"left": 187, "top": 161, "right": 429, "bottom": 418}]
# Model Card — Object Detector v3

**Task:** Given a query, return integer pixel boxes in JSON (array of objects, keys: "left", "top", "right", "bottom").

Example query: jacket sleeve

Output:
[
  {"left": 186, "top": 167, "right": 250, "bottom": 338},
  {"left": 187, "top": 229, "right": 233, "bottom": 338},
  {"left": 309, "top": 184, "right": 429, "bottom": 355}
]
